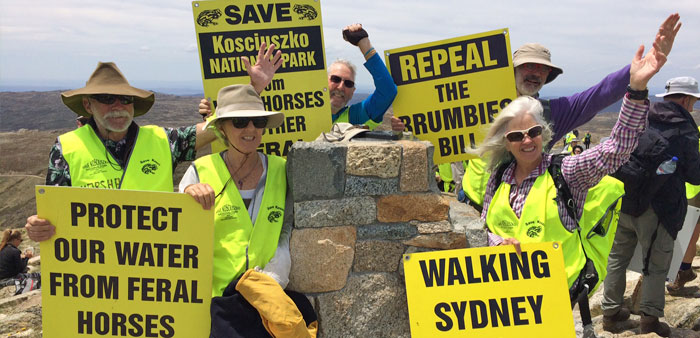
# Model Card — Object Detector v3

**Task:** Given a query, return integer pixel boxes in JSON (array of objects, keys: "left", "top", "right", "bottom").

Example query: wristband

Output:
[
  {"left": 363, "top": 47, "right": 375, "bottom": 58},
  {"left": 626, "top": 85, "right": 648, "bottom": 100}
]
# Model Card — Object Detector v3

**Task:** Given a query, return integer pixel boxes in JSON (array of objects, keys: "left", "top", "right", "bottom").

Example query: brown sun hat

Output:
[
  {"left": 204, "top": 84, "right": 283, "bottom": 129},
  {"left": 512, "top": 43, "right": 564, "bottom": 84},
  {"left": 61, "top": 62, "right": 155, "bottom": 117}
]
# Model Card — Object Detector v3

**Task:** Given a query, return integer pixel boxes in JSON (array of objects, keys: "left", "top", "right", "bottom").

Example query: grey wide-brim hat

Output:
[
  {"left": 204, "top": 84, "right": 283, "bottom": 129},
  {"left": 655, "top": 76, "right": 700, "bottom": 98},
  {"left": 61, "top": 62, "right": 155, "bottom": 117},
  {"left": 513, "top": 43, "right": 563, "bottom": 84}
]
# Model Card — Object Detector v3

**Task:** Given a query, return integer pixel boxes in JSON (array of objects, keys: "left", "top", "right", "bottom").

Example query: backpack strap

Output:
[{"left": 547, "top": 154, "right": 581, "bottom": 228}]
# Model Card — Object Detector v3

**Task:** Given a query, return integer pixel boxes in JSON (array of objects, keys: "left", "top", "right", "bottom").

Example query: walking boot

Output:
[
  {"left": 602, "top": 307, "right": 630, "bottom": 333},
  {"left": 667, "top": 268, "right": 697, "bottom": 293},
  {"left": 640, "top": 313, "right": 671, "bottom": 337}
]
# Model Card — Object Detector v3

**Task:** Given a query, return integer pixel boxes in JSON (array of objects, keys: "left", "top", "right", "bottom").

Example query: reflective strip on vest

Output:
[
  {"left": 462, "top": 157, "right": 489, "bottom": 207},
  {"left": 486, "top": 171, "right": 586, "bottom": 288},
  {"left": 194, "top": 153, "right": 287, "bottom": 297},
  {"left": 59, "top": 125, "right": 173, "bottom": 191},
  {"left": 333, "top": 106, "right": 380, "bottom": 130}
]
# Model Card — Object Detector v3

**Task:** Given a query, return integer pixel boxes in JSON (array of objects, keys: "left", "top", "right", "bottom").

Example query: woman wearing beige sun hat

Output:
[{"left": 179, "top": 84, "right": 317, "bottom": 337}]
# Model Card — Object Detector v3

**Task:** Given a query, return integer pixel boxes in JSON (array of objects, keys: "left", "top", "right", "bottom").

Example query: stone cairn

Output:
[{"left": 286, "top": 139, "right": 487, "bottom": 337}]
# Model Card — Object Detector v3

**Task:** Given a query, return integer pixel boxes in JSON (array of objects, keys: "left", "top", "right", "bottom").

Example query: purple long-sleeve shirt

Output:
[
  {"left": 547, "top": 65, "right": 631, "bottom": 146},
  {"left": 484, "top": 95, "right": 649, "bottom": 246}
]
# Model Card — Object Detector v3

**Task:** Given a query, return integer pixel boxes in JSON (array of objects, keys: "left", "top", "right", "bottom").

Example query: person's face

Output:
[
  {"left": 11, "top": 236, "right": 22, "bottom": 247},
  {"left": 82, "top": 94, "right": 135, "bottom": 133},
  {"left": 221, "top": 118, "right": 264, "bottom": 154},
  {"left": 328, "top": 63, "right": 356, "bottom": 110},
  {"left": 514, "top": 63, "right": 551, "bottom": 96},
  {"left": 504, "top": 113, "right": 543, "bottom": 167},
  {"left": 574, "top": 147, "right": 582, "bottom": 155},
  {"left": 684, "top": 96, "right": 698, "bottom": 112}
]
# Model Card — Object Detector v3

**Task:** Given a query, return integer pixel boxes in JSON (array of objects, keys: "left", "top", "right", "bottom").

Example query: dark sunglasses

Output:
[
  {"left": 90, "top": 94, "right": 134, "bottom": 105},
  {"left": 505, "top": 125, "right": 543, "bottom": 142},
  {"left": 230, "top": 117, "right": 268, "bottom": 129},
  {"left": 329, "top": 75, "right": 355, "bottom": 88}
]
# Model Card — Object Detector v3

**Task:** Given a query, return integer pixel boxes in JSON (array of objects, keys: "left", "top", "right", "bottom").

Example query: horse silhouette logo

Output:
[
  {"left": 526, "top": 225, "right": 543, "bottom": 238},
  {"left": 142, "top": 163, "right": 158, "bottom": 174},
  {"left": 268, "top": 210, "right": 282, "bottom": 222}
]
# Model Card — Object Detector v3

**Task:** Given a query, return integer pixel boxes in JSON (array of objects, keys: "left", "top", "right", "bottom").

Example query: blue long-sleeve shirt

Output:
[{"left": 331, "top": 53, "right": 398, "bottom": 125}]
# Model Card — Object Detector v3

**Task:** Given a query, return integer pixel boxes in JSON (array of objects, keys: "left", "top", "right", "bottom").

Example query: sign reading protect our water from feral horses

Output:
[
  {"left": 192, "top": 0, "right": 331, "bottom": 156},
  {"left": 36, "top": 186, "right": 213, "bottom": 338},
  {"left": 385, "top": 29, "right": 517, "bottom": 164},
  {"left": 403, "top": 242, "right": 575, "bottom": 337}
]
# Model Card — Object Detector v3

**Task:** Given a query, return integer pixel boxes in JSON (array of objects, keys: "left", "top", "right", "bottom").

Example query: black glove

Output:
[{"left": 342, "top": 28, "right": 368, "bottom": 46}]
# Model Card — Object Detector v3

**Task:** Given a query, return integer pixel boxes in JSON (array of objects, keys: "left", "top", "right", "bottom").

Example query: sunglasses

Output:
[
  {"left": 90, "top": 94, "right": 135, "bottom": 105},
  {"left": 230, "top": 117, "right": 268, "bottom": 129},
  {"left": 505, "top": 125, "right": 543, "bottom": 142},
  {"left": 520, "top": 63, "right": 552, "bottom": 74},
  {"left": 329, "top": 75, "right": 355, "bottom": 88}
]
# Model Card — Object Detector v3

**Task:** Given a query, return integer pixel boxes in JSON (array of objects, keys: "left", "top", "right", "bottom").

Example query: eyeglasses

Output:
[
  {"left": 90, "top": 94, "right": 135, "bottom": 105},
  {"left": 505, "top": 125, "right": 543, "bottom": 142},
  {"left": 520, "top": 63, "right": 552, "bottom": 74},
  {"left": 230, "top": 117, "right": 268, "bottom": 129},
  {"left": 329, "top": 75, "right": 355, "bottom": 88}
]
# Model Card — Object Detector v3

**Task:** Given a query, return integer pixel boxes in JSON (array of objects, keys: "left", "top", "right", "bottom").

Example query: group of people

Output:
[{"left": 19, "top": 13, "right": 700, "bottom": 338}]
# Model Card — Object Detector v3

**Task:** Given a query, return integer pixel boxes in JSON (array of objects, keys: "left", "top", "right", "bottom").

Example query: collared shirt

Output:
[
  {"left": 484, "top": 95, "right": 648, "bottom": 245},
  {"left": 46, "top": 119, "right": 197, "bottom": 186}
]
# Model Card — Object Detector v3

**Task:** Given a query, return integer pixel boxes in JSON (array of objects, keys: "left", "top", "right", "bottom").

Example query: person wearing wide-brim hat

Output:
[
  {"left": 25, "top": 43, "right": 283, "bottom": 244},
  {"left": 179, "top": 84, "right": 317, "bottom": 336},
  {"left": 459, "top": 14, "right": 680, "bottom": 214}
]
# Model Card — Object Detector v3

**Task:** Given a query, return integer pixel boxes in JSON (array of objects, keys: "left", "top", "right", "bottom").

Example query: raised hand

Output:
[
  {"left": 242, "top": 42, "right": 283, "bottom": 94},
  {"left": 651, "top": 13, "right": 681, "bottom": 57},
  {"left": 630, "top": 42, "right": 667, "bottom": 91}
]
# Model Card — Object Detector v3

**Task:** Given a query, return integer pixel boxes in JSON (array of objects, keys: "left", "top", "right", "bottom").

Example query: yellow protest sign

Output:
[
  {"left": 385, "top": 29, "right": 517, "bottom": 164},
  {"left": 36, "top": 186, "right": 213, "bottom": 338},
  {"left": 403, "top": 242, "right": 575, "bottom": 337},
  {"left": 192, "top": 0, "right": 331, "bottom": 156}
]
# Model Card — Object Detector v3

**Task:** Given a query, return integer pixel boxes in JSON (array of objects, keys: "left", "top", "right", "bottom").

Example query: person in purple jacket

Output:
[{"left": 458, "top": 13, "right": 681, "bottom": 209}]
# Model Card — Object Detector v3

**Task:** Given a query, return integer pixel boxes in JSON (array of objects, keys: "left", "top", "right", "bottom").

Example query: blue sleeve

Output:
[
  {"left": 547, "top": 64, "right": 630, "bottom": 147},
  {"left": 348, "top": 53, "right": 398, "bottom": 125}
]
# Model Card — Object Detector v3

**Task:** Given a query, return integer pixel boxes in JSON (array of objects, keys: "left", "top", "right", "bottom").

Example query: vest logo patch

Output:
[
  {"left": 217, "top": 204, "right": 240, "bottom": 221},
  {"left": 82, "top": 159, "right": 109, "bottom": 174},
  {"left": 267, "top": 211, "right": 282, "bottom": 223},
  {"left": 526, "top": 224, "right": 543, "bottom": 238},
  {"left": 497, "top": 220, "right": 515, "bottom": 231},
  {"left": 140, "top": 159, "right": 161, "bottom": 175}
]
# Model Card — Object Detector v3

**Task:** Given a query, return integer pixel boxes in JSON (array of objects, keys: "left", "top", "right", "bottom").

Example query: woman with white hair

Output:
[{"left": 471, "top": 41, "right": 668, "bottom": 336}]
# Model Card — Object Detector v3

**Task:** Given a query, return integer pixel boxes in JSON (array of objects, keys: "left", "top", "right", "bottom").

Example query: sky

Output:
[{"left": 1, "top": 0, "right": 699, "bottom": 96}]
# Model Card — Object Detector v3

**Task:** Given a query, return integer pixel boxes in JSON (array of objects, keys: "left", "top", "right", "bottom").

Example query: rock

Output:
[
  {"left": 346, "top": 143, "right": 402, "bottom": 178},
  {"left": 402, "top": 233, "right": 466, "bottom": 249},
  {"left": 449, "top": 201, "right": 487, "bottom": 248},
  {"left": 316, "top": 273, "right": 410, "bottom": 338},
  {"left": 288, "top": 227, "right": 356, "bottom": 293},
  {"left": 353, "top": 240, "right": 405, "bottom": 272},
  {"left": 356, "top": 223, "right": 418, "bottom": 240},
  {"left": 377, "top": 194, "right": 450, "bottom": 223},
  {"left": 399, "top": 246, "right": 437, "bottom": 276},
  {"left": 287, "top": 142, "right": 346, "bottom": 202},
  {"left": 412, "top": 220, "right": 452, "bottom": 234},
  {"left": 344, "top": 176, "right": 398, "bottom": 196},
  {"left": 294, "top": 197, "right": 376, "bottom": 228},
  {"left": 397, "top": 141, "right": 429, "bottom": 192}
]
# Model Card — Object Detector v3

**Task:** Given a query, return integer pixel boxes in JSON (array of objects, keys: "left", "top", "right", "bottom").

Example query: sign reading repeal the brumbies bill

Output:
[
  {"left": 192, "top": 0, "right": 330, "bottom": 156},
  {"left": 403, "top": 242, "right": 575, "bottom": 337},
  {"left": 36, "top": 186, "right": 213, "bottom": 338},
  {"left": 385, "top": 29, "right": 517, "bottom": 164}
]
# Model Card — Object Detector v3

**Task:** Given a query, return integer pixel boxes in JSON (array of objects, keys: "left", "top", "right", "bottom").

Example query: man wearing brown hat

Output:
[{"left": 25, "top": 45, "right": 282, "bottom": 241}]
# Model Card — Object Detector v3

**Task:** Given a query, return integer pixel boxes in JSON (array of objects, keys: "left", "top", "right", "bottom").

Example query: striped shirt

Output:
[{"left": 484, "top": 95, "right": 649, "bottom": 245}]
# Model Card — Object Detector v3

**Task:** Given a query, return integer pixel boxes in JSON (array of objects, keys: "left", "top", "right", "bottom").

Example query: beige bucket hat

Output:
[
  {"left": 655, "top": 77, "right": 700, "bottom": 98},
  {"left": 512, "top": 43, "right": 564, "bottom": 84},
  {"left": 204, "top": 84, "right": 283, "bottom": 129},
  {"left": 61, "top": 62, "right": 155, "bottom": 117}
]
